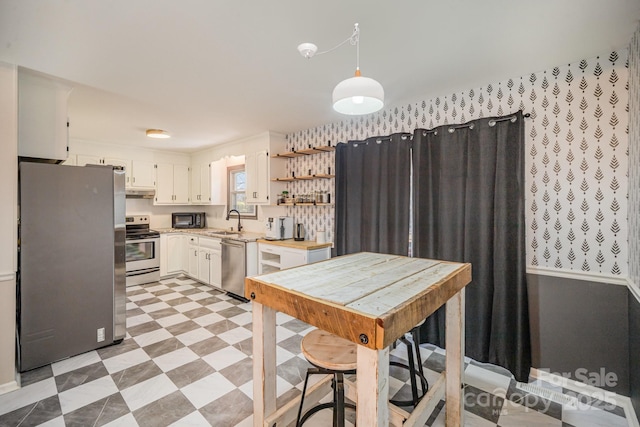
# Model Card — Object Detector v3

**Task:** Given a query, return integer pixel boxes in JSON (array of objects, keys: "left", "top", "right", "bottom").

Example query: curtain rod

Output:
[{"left": 347, "top": 113, "right": 531, "bottom": 141}]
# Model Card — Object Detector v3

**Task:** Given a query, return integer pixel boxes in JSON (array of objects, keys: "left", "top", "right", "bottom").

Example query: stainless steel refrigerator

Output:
[{"left": 18, "top": 161, "right": 126, "bottom": 372}]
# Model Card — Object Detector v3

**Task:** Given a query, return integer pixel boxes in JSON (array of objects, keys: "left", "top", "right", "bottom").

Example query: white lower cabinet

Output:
[
  {"left": 160, "top": 233, "right": 188, "bottom": 278},
  {"left": 187, "top": 236, "right": 199, "bottom": 278},
  {"left": 162, "top": 234, "right": 222, "bottom": 289},
  {"left": 166, "top": 234, "right": 187, "bottom": 275},
  {"left": 197, "top": 237, "right": 221, "bottom": 288},
  {"left": 258, "top": 242, "right": 330, "bottom": 274}
]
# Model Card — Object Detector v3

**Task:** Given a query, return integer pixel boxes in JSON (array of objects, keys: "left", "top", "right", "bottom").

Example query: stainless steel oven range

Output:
[{"left": 125, "top": 215, "right": 160, "bottom": 286}]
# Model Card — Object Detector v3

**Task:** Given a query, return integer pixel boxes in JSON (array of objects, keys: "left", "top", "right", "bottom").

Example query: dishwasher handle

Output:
[{"left": 221, "top": 240, "right": 244, "bottom": 249}]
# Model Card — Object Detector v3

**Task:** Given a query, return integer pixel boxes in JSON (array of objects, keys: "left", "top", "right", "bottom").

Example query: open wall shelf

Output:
[
  {"left": 271, "top": 174, "right": 334, "bottom": 182},
  {"left": 271, "top": 145, "right": 335, "bottom": 158}
]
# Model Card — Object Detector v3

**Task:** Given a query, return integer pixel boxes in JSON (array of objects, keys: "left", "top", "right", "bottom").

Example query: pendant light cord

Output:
[
  {"left": 315, "top": 23, "right": 360, "bottom": 61},
  {"left": 354, "top": 23, "right": 360, "bottom": 72}
]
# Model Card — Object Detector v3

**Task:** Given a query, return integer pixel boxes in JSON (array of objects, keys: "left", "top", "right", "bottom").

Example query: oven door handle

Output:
[{"left": 125, "top": 237, "right": 160, "bottom": 244}]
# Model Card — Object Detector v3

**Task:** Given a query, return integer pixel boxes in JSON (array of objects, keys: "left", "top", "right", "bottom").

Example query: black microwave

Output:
[{"left": 172, "top": 212, "right": 206, "bottom": 229}]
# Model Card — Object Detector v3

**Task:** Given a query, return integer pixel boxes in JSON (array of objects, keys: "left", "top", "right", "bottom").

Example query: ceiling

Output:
[{"left": 1, "top": 1, "right": 639, "bottom": 153}]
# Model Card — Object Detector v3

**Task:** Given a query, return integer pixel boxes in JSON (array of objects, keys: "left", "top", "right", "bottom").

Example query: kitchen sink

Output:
[{"left": 204, "top": 230, "right": 240, "bottom": 238}]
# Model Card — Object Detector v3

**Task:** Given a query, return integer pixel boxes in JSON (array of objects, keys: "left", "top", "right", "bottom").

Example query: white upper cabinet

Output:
[
  {"left": 245, "top": 132, "right": 286, "bottom": 205},
  {"left": 130, "top": 160, "right": 155, "bottom": 188},
  {"left": 18, "top": 70, "right": 72, "bottom": 162},
  {"left": 210, "top": 158, "right": 228, "bottom": 206},
  {"left": 173, "top": 165, "right": 190, "bottom": 203},
  {"left": 190, "top": 155, "right": 239, "bottom": 206},
  {"left": 155, "top": 163, "right": 190, "bottom": 204},
  {"left": 76, "top": 155, "right": 131, "bottom": 186},
  {"left": 72, "top": 155, "right": 154, "bottom": 189},
  {"left": 191, "top": 163, "right": 212, "bottom": 205},
  {"left": 245, "top": 150, "right": 268, "bottom": 204}
]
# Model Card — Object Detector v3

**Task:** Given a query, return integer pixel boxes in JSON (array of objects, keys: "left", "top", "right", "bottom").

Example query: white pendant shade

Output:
[{"left": 332, "top": 74, "right": 384, "bottom": 115}]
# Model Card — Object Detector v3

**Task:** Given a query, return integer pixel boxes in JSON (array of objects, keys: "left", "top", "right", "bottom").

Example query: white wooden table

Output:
[{"left": 245, "top": 252, "right": 471, "bottom": 427}]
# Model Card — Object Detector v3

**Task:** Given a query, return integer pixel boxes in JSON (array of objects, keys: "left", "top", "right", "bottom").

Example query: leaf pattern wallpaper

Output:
[
  {"left": 284, "top": 49, "right": 630, "bottom": 278},
  {"left": 629, "top": 25, "right": 640, "bottom": 290}
]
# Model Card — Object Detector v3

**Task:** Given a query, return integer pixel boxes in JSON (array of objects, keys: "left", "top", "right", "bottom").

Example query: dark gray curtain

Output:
[
  {"left": 413, "top": 112, "right": 531, "bottom": 381},
  {"left": 335, "top": 133, "right": 411, "bottom": 256}
]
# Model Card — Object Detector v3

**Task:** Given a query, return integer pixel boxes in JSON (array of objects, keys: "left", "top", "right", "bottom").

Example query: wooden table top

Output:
[{"left": 245, "top": 252, "right": 471, "bottom": 350}]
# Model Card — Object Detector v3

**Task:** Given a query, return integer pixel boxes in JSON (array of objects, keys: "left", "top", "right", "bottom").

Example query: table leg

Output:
[
  {"left": 356, "top": 345, "right": 390, "bottom": 426},
  {"left": 445, "top": 288, "right": 465, "bottom": 426},
  {"left": 252, "top": 301, "right": 277, "bottom": 427}
]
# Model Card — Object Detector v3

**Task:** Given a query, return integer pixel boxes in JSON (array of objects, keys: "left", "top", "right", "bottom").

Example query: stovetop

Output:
[{"left": 125, "top": 215, "right": 159, "bottom": 240}]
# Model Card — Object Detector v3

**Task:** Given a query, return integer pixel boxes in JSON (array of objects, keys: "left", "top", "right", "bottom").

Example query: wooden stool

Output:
[
  {"left": 390, "top": 322, "right": 429, "bottom": 407},
  {"left": 296, "top": 329, "right": 357, "bottom": 427}
]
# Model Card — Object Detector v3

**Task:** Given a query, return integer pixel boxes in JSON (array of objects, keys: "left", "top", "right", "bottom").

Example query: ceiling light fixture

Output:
[
  {"left": 298, "top": 23, "right": 384, "bottom": 115},
  {"left": 146, "top": 129, "right": 170, "bottom": 139}
]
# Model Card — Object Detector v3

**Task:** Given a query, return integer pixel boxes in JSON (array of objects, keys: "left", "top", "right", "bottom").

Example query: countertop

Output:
[
  {"left": 256, "top": 238, "right": 333, "bottom": 250},
  {"left": 155, "top": 228, "right": 264, "bottom": 243}
]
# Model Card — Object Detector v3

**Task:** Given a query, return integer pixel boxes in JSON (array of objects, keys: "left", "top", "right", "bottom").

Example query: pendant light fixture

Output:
[{"left": 298, "top": 23, "right": 384, "bottom": 115}]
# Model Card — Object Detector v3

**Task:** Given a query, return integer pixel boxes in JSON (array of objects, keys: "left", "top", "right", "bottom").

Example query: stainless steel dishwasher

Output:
[{"left": 221, "top": 239, "right": 247, "bottom": 300}]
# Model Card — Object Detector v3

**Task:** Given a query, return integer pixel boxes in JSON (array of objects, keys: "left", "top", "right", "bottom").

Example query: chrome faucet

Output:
[{"left": 226, "top": 209, "right": 243, "bottom": 232}]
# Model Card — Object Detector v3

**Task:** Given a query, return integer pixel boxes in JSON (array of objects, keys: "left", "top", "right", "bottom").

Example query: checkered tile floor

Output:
[{"left": 0, "top": 276, "right": 631, "bottom": 426}]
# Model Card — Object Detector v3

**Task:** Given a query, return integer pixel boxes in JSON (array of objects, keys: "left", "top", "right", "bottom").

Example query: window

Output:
[{"left": 228, "top": 165, "right": 257, "bottom": 219}]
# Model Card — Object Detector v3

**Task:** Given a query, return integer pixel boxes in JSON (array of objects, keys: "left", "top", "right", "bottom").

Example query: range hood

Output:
[{"left": 125, "top": 189, "right": 155, "bottom": 199}]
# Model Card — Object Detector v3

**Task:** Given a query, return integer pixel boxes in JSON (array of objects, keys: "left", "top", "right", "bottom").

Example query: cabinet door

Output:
[
  {"left": 180, "top": 236, "right": 189, "bottom": 271},
  {"left": 104, "top": 158, "right": 130, "bottom": 187},
  {"left": 160, "top": 234, "right": 169, "bottom": 277},
  {"left": 245, "top": 152, "right": 257, "bottom": 203},
  {"left": 167, "top": 234, "right": 184, "bottom": 274},
  {"left": 254, "top": 150, "right": 269, "bottom": 203},
  {"left": 190, "top": 165, "right": 202, "bottom": 204},
  {"left": 155, "top": 163, "right": 174, "bottom": 204},
  {"left": 131, "top": 160, "right": 155, "bottom": 188},
  {"left": 210, "top": 250, "right": 221, "bottom": 288},
  {"left": 173, "top": 164, "right": 190, "bottom": 204},
  {"left": 200, "top": 164, "right": 212, "bottom": 203},
  {"left": 246, "top": 150, "right": 269, "bottom": 204},
  {"left": 198, "top": 249, "right": 211, "bottom": 284},
  {"left": 210, "top": 158, "right": 227, "bottom": 205},
  {"left": 18, "top": 71, "right": 71, "bottom": 161},
  {"left": 188, "top": 245, "right": 199, "bottom": 278},
  {"left": 280, "top": 248, "right": 307, "bottom": 269}
]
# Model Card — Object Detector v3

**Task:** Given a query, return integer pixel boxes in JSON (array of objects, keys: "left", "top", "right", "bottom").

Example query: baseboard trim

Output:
[
  {"left": 0, "top": 379, "right": 19, "bottom": 396},
  {"left": 530, "top": 368, "right": 639, "bottom": 427},
  {"left": 527, "top": 266, "right": 628, "bottom": 286}
]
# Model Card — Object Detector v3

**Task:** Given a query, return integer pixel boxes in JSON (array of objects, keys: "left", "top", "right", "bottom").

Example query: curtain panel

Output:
[
  {"left": 335, "top": 133, "right": 411, "bottom": 256},
  {"left": 412, "top": 112, "right": 530, "bottom": 381}
]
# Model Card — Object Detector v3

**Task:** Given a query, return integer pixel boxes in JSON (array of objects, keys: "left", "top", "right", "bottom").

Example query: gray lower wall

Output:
[
  {"left": 630, "top": 289, "right": 640, "bottom": 419},
  {"left": 527, "top": 274, "right": 629, "bottom": 394}
]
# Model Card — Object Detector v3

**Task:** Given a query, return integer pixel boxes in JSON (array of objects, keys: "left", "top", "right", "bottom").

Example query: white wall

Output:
[{"left": 0, "top": 62, "right": 18, "bottom": 393}]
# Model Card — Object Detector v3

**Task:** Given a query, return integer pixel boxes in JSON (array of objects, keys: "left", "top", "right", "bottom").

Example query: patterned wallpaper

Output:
[
  {"left": 629, "top": 25, "right": 640, "bottom": 289},
  {"left": 285, "top": 49, "right": 629, "bottom": 277}
]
